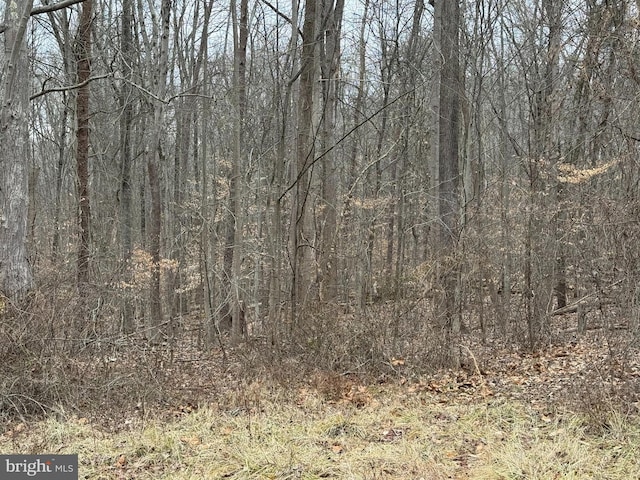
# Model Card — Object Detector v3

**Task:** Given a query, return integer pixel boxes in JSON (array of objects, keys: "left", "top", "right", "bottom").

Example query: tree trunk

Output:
[
  {"left": 267, "top": 1, "right": 298, "bottom": 346},
  {"left": 348, "top": 0, "right": 369, "bottom": 307},
  {"left": 318, "top": 0, "right": 344, "bottom": 302},
  {"left": 75, "top": 0, "right": 93, "bottom": 295},
  {"left": 147, "top": 156, "right": 163, "bottom": 342},
  {"left": 290, "top": 0, "right": 318, "bottom": 319},
  {"left": 228, "top": 0, "right": 249, "bottom": 344},
  {"left": 0, "top": 0, "right": 35, "bottom": 300},
  {"left": 433, "top": 0, "right": 461, "bottom": 368},
  {"left": 199, "top": 18, "right": 216, "bottom": 347},
  {"left": 119, "top": 0, "right": 135, "bottom": 333},
  {"left": 52, "top": 96, "right": 68, "bottom": 261},
  {"left": 525, "top": 0, "right": 563, "bottom": 349},
  {"left": 496, "top": 24, "right": 511, "bottom": 338},
  {"left": 146, "top": 0, "right": 171, "bottom": 343}
]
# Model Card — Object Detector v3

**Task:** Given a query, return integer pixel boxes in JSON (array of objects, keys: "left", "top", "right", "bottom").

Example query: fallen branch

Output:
[
  {"left": 551, "top": 279, "right": 623, "bottom": 316},
  {"left": 552, "top": 298, "right": 615, "bottom": 316},
  {"left": 552, "top": 302, "right": 583, "bottom": 316}
]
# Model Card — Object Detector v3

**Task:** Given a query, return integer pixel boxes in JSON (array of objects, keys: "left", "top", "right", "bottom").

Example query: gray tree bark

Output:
[
  {"left": 290, "top": 0, "right": 318, "bottom": 319},
  {"left": 0, "top": 0, "right": 35, "bottom": 300},
  {"left": 146, "top": 0, "right": 171, "bottom": 342},
  {"left": 432, "top": 0, "right": 461, "bottom": 367},
  {"left": 119, "top": 0, "right": 135, "bottom": 333},
  {"left": 229, "top": 0, "right": 249, "bottom": 344},
  {"left": 318, "top": 0, "right": 344, "bottom": 302}
]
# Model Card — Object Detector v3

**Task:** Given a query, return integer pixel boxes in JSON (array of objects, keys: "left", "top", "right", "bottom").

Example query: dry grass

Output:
[{"left": 2, "top": 382, "right": 639, "bottom": 479}]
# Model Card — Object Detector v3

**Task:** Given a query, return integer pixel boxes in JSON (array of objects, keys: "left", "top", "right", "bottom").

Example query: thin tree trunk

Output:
[
  {"left": 119, "top": 0, "right": 135, "bottom": 333},
  {"left": 377, "top": 17, "right": 399, "bottom": 283},
  {"left": 347, "top": 0, "right": 369, "bottom": 307},
  {"left": 228, "top": 0, "right": 249, "bottom": 344},
  {"left": 146, "top": 0, "right": 171, "bottom": 343},
  {"left": 46, "top": 9, "right": 74, "bottom": 262},
  {"left": 318, "top": 0, "right": 344, "bottom": 302},
  {"left": 52, "top": 98, "right": 68, "bottom": 261},
  {"left": 268, "top": 30, "right": 296, "bottom": 347},
  {"left": 526, "top": 0, "right": 563, "bottom": 348},
  {"left": 291, "top": 0, "right": 318, "bottom": 320},
  {"left": 428, "top": 0, "right": 441, "bottom": 257},
  {"left": 496, "top": 20, "right": 511, "bottom": 338},
  {"left": 200, "top": 28, "right": 216, "bottom": 347},
  {"left": 147, "top": 157, "right": 163, "bottom": 342},
  {"left": 75, "top": 0, "right": 93, "bottom": 295}
]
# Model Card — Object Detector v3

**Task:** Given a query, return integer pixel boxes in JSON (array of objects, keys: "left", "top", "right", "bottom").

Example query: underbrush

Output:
[
  {"left": 248, "top": 300, "right": 461, "bottom": 377},
  {"left": 2, "top": 282, "right": 640, "bottom": 471}
]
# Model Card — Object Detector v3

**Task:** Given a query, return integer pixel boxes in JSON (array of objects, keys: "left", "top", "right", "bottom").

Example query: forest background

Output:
[{"left": 2, "top": 0, "right": 640, "bottom": 436}]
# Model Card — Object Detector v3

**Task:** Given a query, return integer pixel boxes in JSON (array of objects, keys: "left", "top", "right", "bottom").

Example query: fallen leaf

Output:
[
  {"left": 391, "top": 357, "right": 405, "bottom": 366},
  {"left": 381, "top": 428, "right": 405, "bottom": 442},
  {"left": 181, "top": 436, "right": 201, "bottom": 446}
]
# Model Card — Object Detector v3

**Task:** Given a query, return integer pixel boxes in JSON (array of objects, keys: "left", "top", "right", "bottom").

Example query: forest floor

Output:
[{"left": 2, "top": 321, "right": 640, "bottom": 479}]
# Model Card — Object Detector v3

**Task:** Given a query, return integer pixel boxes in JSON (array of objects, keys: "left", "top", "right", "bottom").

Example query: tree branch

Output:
[
  {"left": 615, "top": 125, "right": 640, "bottom": 143},
  {"left": 279, "top": 86, "right": 417, "bottom": 202},
  {"left": 30, "top": 73, "right": 111, "bottom": 100},
  {"left": 30, "top": 72, "right": 213, "bottom": 104},
  {"left": 31, "top": 0, "right": 85, "bottom": 16},
  {"left": 260, "top": 0, "right": 304, "bottom": 40},
  {"left": 0, "top": 24, "right": 7, "bottom": 34}
]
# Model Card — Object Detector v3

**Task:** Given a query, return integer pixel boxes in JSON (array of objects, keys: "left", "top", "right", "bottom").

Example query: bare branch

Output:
[
  {"left": 30, "top": 72, "right": 213, "bottom": 104},
  {"left": 30, "top": 73, "right": 111, "bottom": 100},
  {"left": 615, "top": 125, "right": 640, "bottom": 143},
  {"left": 279, "top": 86, "right": 417, "bottom": 202},
  {"left": 260, "top": 0, "right": 304, "bottom": 40},
  {"left": 31, "top": 0, "right": 85, "bottom": 16},
  {"left": 119, "top": 76, "right": 208, "bottom": 104}
]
